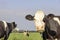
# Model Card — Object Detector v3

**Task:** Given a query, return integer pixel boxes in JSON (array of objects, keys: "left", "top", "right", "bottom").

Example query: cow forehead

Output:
[
  {"left": 53, "top": 17, "right": 60, "bottom": 25},
  {"left": 34, "top": 10, "right": 45, "bottom": 21}
]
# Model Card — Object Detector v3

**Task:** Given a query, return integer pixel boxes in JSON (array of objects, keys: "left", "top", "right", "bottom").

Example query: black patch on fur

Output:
[{"left": 25, "top": 14, "right": 34, "bottom": 21}]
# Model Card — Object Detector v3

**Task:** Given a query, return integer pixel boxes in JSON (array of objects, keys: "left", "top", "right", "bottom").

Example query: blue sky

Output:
[{"left": 0, "top": 0, "right": 60, "bottom": 30}]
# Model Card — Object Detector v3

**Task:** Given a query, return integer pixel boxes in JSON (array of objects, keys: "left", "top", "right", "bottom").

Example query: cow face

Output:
[
  {"left": 11, "top": 22, "right": 17, "bottom": 29},
  {"left": 34, "top": 11, "right": 45, "bottom": 32}
]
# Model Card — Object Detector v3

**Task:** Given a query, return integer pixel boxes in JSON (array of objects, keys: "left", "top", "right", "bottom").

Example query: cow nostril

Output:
[
  {"left": 37, "top": 27, "right": 39, "bottom": 29},
  {"left": 41, "top": 26, "right": 43, "bottom": 28}
]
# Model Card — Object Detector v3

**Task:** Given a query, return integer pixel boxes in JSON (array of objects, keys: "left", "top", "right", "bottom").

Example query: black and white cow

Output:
[
  {"left": 25, "top": 10, "right": 60, "bottom": 40},
  {"left": 23, "top": 30, "right": 29, "bottom": 37},
  {"left": 43, "top": 14, "right": 60, "bottom": 40},
  {"left": 0, "top": 21, "right": 17, "bottom": 40}
]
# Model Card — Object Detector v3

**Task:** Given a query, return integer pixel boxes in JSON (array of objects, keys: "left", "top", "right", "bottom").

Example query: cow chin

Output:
[{"left": 36, "top": 26, "right": 45, "bottom": 33}]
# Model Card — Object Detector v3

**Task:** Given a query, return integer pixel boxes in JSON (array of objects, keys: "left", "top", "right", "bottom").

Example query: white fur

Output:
[
  {"left": 2, "top": 21, "right": 7, "bottom": 31},
  {"left": 55, "top": 38, "right": 58, "bottom": 40},
  {"left": 34, "top": 10, "right": 45, "bottom": 21},
  {"left": 53, "top": 17, "right": 60, "bottom": 25},
  {"left": 34, "top": 10, "right": 45, "bottom": 31}
]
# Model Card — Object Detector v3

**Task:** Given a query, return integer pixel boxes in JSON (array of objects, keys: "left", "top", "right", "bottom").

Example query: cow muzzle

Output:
[{"left": 36, "top": 26, "right": 45, "bottom": 32}]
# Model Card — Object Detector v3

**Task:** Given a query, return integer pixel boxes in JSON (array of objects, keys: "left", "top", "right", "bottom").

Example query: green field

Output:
[{"left": 8, "top": 32, "right": 43, "bottom": 40}]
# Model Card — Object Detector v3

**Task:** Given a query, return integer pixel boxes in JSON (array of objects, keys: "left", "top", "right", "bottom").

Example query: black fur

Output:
[{"left": 25, "top": 14, "right": 34, "bottom": 21}]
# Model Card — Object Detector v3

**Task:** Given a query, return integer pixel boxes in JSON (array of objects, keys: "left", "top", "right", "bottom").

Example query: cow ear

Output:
[
  {"left": 47, "top": 14, "right": 54, "bottom": 18},
  {"left": 12, "top": 22, "right": 15, "bottom": 24},
  {"left": 25, "top": 14, "right": 34, "bottom": 21},
  {"left": 12, "top": 22, "right": 17, "bottom": 27}
]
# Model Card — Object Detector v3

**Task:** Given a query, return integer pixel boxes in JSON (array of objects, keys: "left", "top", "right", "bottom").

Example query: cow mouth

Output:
[
  {"left": 36, "top": 26, "right": 45, "bottom": 33},
  {"left": 36, "top": 29, "right": 45, "bottom": 33}
]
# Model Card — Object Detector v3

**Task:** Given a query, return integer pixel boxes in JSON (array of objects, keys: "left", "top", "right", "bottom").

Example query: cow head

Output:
[
  {"left": 11, "top": 22, "right": 17, "bottom": 29},
  {"left": 34, "top": 11, "right": 45, "bottom": 32},
  {"left": 25, "top": 10, "right": 45, "bottom": 32}
]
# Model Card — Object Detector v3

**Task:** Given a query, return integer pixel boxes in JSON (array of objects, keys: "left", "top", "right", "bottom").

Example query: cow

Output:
[
  {"left": 0, "top": 21, "right": 17, "bottom": 40},
  {"left": 42, "top": 14, "right": 60, "bottom": 40},
  {"left": 23, "top": 30, "right": 29, "bottom": 37},
  {"left": 25, "top": 10, "right": 60, "bottom": 40},
  {"left": 25, "top": 10, "right": 45, "bottom": 32}
]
